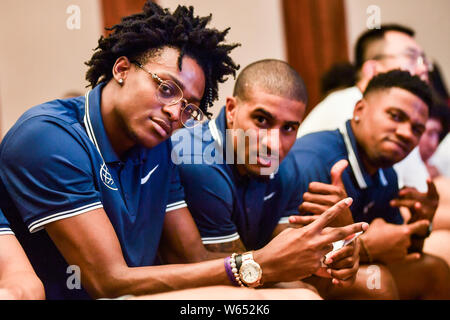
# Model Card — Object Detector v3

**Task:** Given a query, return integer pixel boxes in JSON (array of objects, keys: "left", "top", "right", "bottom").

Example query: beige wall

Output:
[
  {"left": 345, "top": 0, "right": 450, "bottom": 87},
  {"left": 0, "top": 0, "right": 102, "bottom": 136},
  {"left": 1, "top": 0, "right": 449, "bottom": 136},
  {"left": 158, "top": 0, "right": 287, "bottom": 117}
]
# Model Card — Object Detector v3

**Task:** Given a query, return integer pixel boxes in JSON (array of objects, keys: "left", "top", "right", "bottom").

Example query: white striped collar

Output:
[{"left": 339, "top": 121, "right": 388, "bottom": 189}]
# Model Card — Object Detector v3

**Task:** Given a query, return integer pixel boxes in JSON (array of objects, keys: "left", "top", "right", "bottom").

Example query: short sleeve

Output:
[
  {"left": 278, "top": 151, "right": 331, "bottom": 223},
  {"left": 0, "top": 117, "right": 102, "bottom": 233},
  {"left": 0, "top": 209, "right": 14, "bottom": 235},
  {"left": 178, "top": 163, "right": 239, "bottom": 244},
  {"left": 166, "top": 164, "right": 187, "bottom": 212}
]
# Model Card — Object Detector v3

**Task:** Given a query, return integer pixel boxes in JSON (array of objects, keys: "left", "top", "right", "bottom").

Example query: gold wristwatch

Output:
[{"left": 238, "top": 251, "right": 262, "bottom": 288}]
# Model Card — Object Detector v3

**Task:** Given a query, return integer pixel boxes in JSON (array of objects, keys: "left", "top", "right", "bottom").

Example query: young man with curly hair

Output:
[{"left": 0, "top": 2, "right": 366, "bottom": 300}]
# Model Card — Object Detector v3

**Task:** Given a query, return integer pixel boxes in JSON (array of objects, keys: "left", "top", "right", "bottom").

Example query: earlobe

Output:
[
  {"left": 112, "top": 56, "right": 131, "bottom": 85},
  {"left": 353, "top": 99, "right": 365, "bottom": 122}
]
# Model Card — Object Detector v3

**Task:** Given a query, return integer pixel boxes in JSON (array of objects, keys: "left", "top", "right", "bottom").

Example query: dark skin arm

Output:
[
  {"left": 45, "top": 199, "right": 367, "bottom": 298},
  {"left": 159, "top": 207, "right": 229, "bottom": 263}
]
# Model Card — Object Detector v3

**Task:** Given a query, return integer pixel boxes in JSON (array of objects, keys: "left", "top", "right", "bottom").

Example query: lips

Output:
[
  {"left": 151, "top": 117, "right": 172, "bottom": 138},
  {"left": 386, "top": 139, "right": 409, "bottom": 154}
]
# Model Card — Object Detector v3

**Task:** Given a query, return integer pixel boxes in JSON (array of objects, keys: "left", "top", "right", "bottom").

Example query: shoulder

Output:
[{"left": 290, "top": 130, "right": 344, "bottom": 161}]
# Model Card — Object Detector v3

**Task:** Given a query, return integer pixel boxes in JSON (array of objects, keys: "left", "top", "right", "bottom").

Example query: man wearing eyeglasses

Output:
[
  {"left": 0, "top": 2, "right": 366, "bottom": 300},
  {"left": 297, "top": 24, "right": 432, "bottom": 194}
]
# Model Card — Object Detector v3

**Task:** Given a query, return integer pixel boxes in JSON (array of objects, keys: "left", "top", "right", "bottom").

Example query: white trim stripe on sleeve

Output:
[
  {"left": 28, "top": 202, "right": 103, "bottom": 233},
  {"left": 0, "top": 228, "right": 14, "bottom": 236},
  {"left": 201, "top": 232, "right": 240, "bottom": 244},
  {"left": 166, "top": 200, "right": 187, "bottom": 212}
]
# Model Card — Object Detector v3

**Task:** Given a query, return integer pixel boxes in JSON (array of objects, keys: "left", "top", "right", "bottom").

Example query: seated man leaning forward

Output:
[
  {"left": 288, "top": 70, "right": 450, "bottom": 299},
  {"left": 0, "top": 2, "right": 366, "bottom": 300},
  {"left": 173, "top": 59, "right": 366, "bottom": 291}
]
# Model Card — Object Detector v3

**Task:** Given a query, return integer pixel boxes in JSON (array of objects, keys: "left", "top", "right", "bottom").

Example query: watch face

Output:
[{"left": 240, "top": 262, "right": 261, "bottom": 284}]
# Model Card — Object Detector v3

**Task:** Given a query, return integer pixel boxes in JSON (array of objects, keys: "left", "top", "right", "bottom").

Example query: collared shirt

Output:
[
  {"left": 287, "top": 120, "right": 404, "bottom": 225},
  {"left": 430, "top": 133, "right": 450, "bottom": 178},
  {"left": 172, "top": 107, "right": 301, "bottom": 250},
  {"left": 297, "top": 85, "right": 429, "bottom": 192},
  {"left": 0, "top": 209, "right": 13, "bottom": 236},
  {"left": 0, "top": 83, "right": 186, "bottom": 299}
]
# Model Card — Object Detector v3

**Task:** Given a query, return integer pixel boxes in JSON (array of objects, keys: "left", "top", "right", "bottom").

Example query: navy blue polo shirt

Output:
[
  {"left": 0, "top": 83, "right": 186, "bottom": 299},
  {"left": 172, "top": 107, "right": 302, "bottom": 250},
  {"left": 0, "top": 209, "right": 13, "bottom": 236},
  {"left": 286, "top": 120, "right": 404, "bottom": 225}
]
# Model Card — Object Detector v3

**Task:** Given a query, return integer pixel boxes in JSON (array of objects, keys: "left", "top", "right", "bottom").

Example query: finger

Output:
[
  {"left": 321, "top": 221, "right": 369, "bottom": 244},
  {"left": 397, "top": 187, "right": 423, "bottom": 199},
  {"left": 288, "top": 215, "right": 320, "bottom": 225},
  {"left": 403, "top": 252, "right": 421, "bottom": 263},
  {"left": 331, "top": 159, "right": 348, "bottom": 187},
  {"left": 390, "top": 199, "right": 419, "bottom": 209},
  {"left": 327, "top": 265, "right": 357, "bottom": 281},
  {"left": 426, "top": 179, "right": 439, "bottom": 199},
  {"left": 407, "top": 219, "right": 430, "bottom": 235},
  {"left": 324, "top": 244, "right": 354, "bottom": 264},
  {"left": 308, "top": 182, "right": 342, "bottom": 195},
  {"left": 303, "top": 192, "right": 338, "bottom": 206},
  {"left": 298, "top": 202, "right": 330, "bottom": 215},
  {"left": 328, "top": 256, "right": 355, "bottom": 269},
  {"left": 307, "top": 198, "right": 353, "bottom": 232}
]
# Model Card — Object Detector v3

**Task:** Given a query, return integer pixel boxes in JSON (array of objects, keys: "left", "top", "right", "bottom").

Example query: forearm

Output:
[
  {"left": 100, "top": 259, "right": 231, "bottom": 298},
  {"left": 0, "top": 272, "right": 45, "bottom": 300}
]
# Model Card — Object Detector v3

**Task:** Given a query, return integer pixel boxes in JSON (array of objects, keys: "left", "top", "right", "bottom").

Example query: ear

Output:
[
  {"left": 353, "top": 99, "right": 366, "bottom": 122},
  {"left": 225, "top": 96, "right": 238, "bottom": 128},
  {"left": 112, "top": 56, "right": 132, "bottom": 84}
]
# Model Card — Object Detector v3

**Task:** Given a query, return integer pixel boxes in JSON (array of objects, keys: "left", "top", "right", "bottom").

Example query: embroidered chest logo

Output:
[{"left": 100, "top": 163, "right": 118, "bottom": 190}]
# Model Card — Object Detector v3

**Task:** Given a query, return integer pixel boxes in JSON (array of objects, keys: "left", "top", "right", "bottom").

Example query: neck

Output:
[
  {"left": 350, "top": 120, "right": 378, "bottom": 176},
  {"left": 100, "top": 81, "right": 135, "bottom": 158}
]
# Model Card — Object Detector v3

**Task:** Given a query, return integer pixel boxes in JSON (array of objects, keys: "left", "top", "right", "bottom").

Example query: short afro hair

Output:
[
  {"left": 364, "top": 70, "right": 432, "bottom": 109},
  {"left": 233, "top": 59, "right": 308, "bottom": 105},
  {"left": 85, "top": 1, "right": 240, "bottom": 116}
]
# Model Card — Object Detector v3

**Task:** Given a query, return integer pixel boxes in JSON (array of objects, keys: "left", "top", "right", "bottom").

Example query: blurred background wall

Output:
[{"left": 0, "top": 0, "right": 449, "bottom": 136}]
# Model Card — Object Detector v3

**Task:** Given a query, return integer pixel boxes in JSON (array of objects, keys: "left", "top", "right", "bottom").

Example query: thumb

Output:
[
  {"left": 407, "top": 219, "right": 430, "bottom": 235},
  {"left": 331, "top": 159, "right": 348, "bottom": 187}
]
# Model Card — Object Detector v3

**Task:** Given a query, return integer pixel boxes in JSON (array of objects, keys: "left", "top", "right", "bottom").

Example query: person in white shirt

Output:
[{"left": 297, "top": 24, "right": 432, "bottom": 193}]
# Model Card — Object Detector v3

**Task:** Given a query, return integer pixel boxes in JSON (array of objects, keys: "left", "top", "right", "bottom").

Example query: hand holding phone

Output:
[{"left": 321, "top": 231, "right": 363, "bottom": 266}]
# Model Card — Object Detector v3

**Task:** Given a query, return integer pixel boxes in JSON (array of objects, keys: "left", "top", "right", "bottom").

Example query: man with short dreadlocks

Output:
[{"left": 0, "top": 2, "right": 365, "bottom": 300}]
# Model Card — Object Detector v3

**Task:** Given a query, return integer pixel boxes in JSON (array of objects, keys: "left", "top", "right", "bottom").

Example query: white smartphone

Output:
[{"left": 322, "top": 231, "right": 364, "bottom": 266}]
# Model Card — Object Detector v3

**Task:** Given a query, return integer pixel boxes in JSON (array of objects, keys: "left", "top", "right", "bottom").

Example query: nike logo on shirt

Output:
[
  {"left": 264, "top": 192, "right": 276, "bottom": 201},
  {"left": 141, "top": 165, "right": 159, "bottom": 185}
]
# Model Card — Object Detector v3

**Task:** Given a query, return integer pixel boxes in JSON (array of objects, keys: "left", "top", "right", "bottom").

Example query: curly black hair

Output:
[
  {"left": 85, "top": 1, "right": 240, "bottom": 116},
  {"left": 364, "top": 69, "right": 432, "bottom": 109}
]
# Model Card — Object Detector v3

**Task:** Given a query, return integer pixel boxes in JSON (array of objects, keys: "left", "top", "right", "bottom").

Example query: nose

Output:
[
  {"left": 259, "top": 129, "right": 280, "bottom": 158},
  {"left": 162, "top": 101, "right": 181, "bottom": 122},
  {"left": 396, "top": 122, "right": 416, "bottom": 145},
  {"left": 414, "top": 58, "right": 429, "bottom": 83}
]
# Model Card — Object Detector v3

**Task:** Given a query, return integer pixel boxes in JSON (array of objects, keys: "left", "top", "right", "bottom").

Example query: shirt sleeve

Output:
[
  {"left": 278, "top": 151, "right": 331, "bottom": 223},
  {"left": 0, "top": 209, "right": 13, "bottom": 235},
  {"left": 0, "top": 117, "right": 103, "bottom": 233},
  {"left": 166, "top": 164, "right": 187, "bottom": 212},
  {"left": 178, "top": 163, "right": 239, "bottom": 244}
]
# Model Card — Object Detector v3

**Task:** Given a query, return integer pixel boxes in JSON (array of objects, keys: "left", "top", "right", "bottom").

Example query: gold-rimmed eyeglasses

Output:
[{"left": 132, "top": 61, "right": 205, "bottom": 128}]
